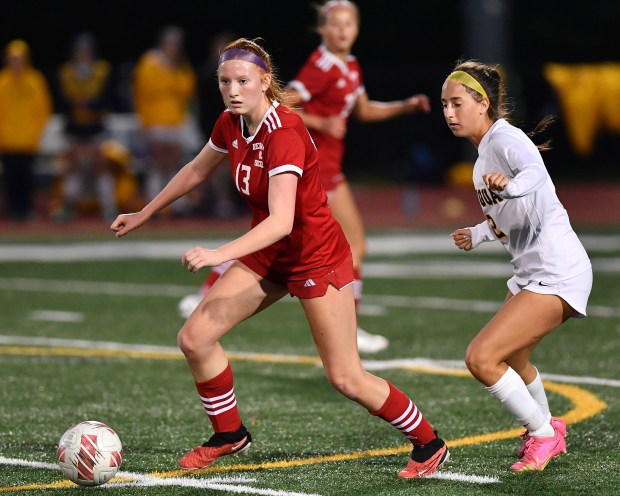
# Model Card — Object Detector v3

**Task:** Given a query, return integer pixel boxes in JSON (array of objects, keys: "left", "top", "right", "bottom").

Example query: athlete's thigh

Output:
[
  {"left": 470, "top": 290, "right": 568, "bottom": 362},
  {"left": 327, "top": 181, "right": 366, "bottom": 265},
  {"left": 187, "top": 260, "right": 288, "bottom": 340},
  {"left": 300, "top": 284, "right": 361, "bottom": 371}
]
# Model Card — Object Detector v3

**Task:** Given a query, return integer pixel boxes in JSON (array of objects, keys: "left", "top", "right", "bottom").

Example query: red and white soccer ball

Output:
[{"left": 57, "top": 420, "right": 123, "bottom": 487}]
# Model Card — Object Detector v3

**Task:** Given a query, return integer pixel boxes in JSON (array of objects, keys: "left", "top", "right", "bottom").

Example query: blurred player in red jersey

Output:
[
  {"left": 112, "top": 38, "right": 448, "bottom": 478},
  {"left": 178, "top": 0, "right": 431, "bottom": 354}
]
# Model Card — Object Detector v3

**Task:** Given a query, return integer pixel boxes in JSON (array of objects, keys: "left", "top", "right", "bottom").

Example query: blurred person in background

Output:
[
  {"left": 53, "top": 32, "right": 115, "bottom": 221},
  {"left": 285, "top": 0, "right": 432, "bottom": 353},
  {"left": 133, "top": 25, "right": 196, "bottom": 215},
  {"left": 178, "top": 0, "right": 431, "bottom": 354},
  {"left": 98, "top": 138, "right": 140, "bottom": 215},
  {"left": 0, "top": 39, "right": 52, "bottom": 222}
]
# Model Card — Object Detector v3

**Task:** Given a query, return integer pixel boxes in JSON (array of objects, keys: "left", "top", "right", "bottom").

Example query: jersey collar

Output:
[
  {"left": 319, "top": 44, "right": 355, "bottom": 76},
  {"left": 240, "top": 101, "right": 280, "bottom": 143}
]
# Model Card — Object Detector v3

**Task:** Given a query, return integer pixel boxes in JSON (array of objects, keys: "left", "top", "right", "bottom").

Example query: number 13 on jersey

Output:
[{"left": 235, "top": 163, "right": 251, "bottom": 195}]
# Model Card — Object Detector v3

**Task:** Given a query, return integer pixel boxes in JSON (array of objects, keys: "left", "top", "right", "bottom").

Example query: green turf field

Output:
[{"left": 1, "top": 232, "right": 619, "bottom": 495}]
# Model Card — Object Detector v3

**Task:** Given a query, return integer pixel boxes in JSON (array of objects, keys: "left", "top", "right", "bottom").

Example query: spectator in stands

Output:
[
  {"left": 133, "top": 25, "right": 196, "bottom": 214},
  {"left": 98, "top": 139, "right": 140, "bottom": 215},
  {"left": 0, "top": 39, "right": 52, "bottom": 222},
  {"left": 53, "top": 32, "right": 115, "bottom": 221}
]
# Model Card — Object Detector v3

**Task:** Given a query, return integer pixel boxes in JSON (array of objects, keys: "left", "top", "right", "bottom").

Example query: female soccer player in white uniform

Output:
[{"left": 442, "top": 60, "right": 592, "bottom": 472}]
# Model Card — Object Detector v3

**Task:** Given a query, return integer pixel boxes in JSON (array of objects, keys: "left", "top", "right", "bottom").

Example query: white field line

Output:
[
  {"left": 1, "top": 233, "right": 619, "bottom": 261},
  {"left": 0, "top": 457, "right": 319, "bottom": 495},
  {"left": 428, "top": 471, "right": 500, "bottom": 484},
  {"left": 361, "top": 293, "right": 620, "bottom": 319},
  {"left": 29, "top": 310, "right": 84, "bottom": 323},
  {"left": 0, "top": 456, "right": 500, "bottom": 489},
  {"left": 0, "top": 277, "right": 194, "bottom": 297},
  {"left": 1, "top": 276, "right": 620, "bottom": 318},
  {"left": 0, "top": 258, "right": 618, "bottom": 278},
  {"left": 1, "top": 334, "right": 619, "bottom": 388},
  {"left": 0, "top": 457, "right": 59, "bottom": 471}
]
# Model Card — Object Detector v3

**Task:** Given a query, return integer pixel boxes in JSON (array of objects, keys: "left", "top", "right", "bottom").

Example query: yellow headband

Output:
[{"left": 446, "top": 70, "right": 488, "bottom": 100}]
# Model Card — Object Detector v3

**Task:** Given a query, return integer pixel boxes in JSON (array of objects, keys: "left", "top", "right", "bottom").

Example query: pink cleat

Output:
[
  {"left": 517, "top": 417, "right": 567, "bottom": 458},
  {"left": 510, "top": 428, "right": 566, "bottom": 472}
]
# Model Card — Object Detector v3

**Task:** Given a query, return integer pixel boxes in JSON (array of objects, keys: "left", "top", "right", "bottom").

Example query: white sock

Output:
[
  {"left": 353, "top": 278, "right": 362, "bottom": 302},
  {"left": 487, "top": 367, "right": 553, "bottom": 437},
  {"left": 526, "top": 367, "right": 552, "bottom": 423}
]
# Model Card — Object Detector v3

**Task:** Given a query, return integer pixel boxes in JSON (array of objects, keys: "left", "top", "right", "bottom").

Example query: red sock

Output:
[
  {"left": 200, "top": 261, "right": 235, "bottom": 295},
  {"left": 371, "top": 381, "right": 436, "bottom": 445},
  {"left": 200, "top": 270, "right": 222, "bottom": 296},
  {"left": 195, "top": 363, "right": 242, "bottom": 433}
]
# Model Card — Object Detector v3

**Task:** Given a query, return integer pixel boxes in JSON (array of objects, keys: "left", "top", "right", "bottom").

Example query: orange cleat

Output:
[
  {"left": 398, "top": 437, "right": 449, "bottom": 478},
  {"left": 179, "top": 429, "right": 252, "bottom": 470}
]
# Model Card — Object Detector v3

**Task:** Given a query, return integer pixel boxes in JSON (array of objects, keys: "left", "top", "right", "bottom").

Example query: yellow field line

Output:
[
  {"left": 0, "top": 345, "right": 608, "bottom": 492},
  {"left": 0, "top": 346, "right": 323, "bottom": 365}
]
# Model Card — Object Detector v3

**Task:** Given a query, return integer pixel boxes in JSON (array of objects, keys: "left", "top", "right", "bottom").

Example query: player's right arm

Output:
[
  {"left": 452, "top": 220, "right": 497, "bottom": 251},
  {"left": 283, "top": 87, "right": 347, "bottom": 139},
  {"left": 111, "top": 144, "right": 227, "bottom": 237}
]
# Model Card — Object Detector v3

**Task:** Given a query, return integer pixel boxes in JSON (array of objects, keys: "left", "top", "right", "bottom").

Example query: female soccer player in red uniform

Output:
[
  {"left": 180, "top": 0, "right": 431, "bottom": 353},
  {"left": 112, "top": 37, "right": 447, "bottom": 478}
]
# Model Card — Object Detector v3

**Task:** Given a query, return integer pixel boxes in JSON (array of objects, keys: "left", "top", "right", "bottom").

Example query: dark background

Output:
[{"left": 2, "top": 0, "right": 619, "bottom": 184}]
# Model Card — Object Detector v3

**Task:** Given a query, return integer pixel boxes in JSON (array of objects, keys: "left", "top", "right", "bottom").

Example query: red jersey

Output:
[
  {"left": 288, "top": 45, "right": 365, "bottom": 190},
  {"left": 209, "top": 102, "right": 350, "bottom": 279}
]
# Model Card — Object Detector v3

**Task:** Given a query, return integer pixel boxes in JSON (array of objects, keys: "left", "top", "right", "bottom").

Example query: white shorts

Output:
[{"left": 507, "top": 268, "right": 593, "bottom": 318}]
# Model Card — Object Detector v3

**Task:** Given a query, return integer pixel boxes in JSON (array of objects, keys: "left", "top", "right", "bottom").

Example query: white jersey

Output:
[{"left": 469, "top": 119, "right": 591, "bottom": 285}]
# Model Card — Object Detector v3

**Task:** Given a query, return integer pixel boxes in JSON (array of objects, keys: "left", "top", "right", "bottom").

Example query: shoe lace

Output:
[{"left": 519, "top": 436, "right": 543, "bottom": 463}]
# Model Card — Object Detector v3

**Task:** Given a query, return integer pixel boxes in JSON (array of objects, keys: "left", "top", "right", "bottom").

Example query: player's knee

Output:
[
  {"left": 177, "top": 325, "right": 196, "bottom": 357},
  {"left": 464, "top": 344, "right": 493, "bottom": 380},
  {"left": 177, "top": 319, "right": 217, "bottom": 358},
  {"left": 325, "top": 370, "right": 364, "bottom": 400}
]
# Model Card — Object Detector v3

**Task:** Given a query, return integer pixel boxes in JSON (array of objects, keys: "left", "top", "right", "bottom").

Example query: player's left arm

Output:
[
  {"left": 183, "top": 172, "right": 298, "bottom": 272},
  {"left": 112, "top": 144, "right": 226, "bottom": 238},
  {"left": 352, "top": 90, "right": 431, "bottom": 122},
  {"left": 484, "top": 139, "right": 547, "bottom": 198}
]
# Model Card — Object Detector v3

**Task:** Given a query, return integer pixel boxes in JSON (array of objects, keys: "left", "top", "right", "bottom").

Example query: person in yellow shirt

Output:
[
  {"left": 133, "top": 26, "right": 196, "bottom": 210},
  {"left": 52, "top": 32, "right": 117, "bottom": 222},
  {"left": 0, "top": 39, "right": 52, "bottom": 221},
  {"left": 54, "top": 33, "right": 115, "bottom": 222}
]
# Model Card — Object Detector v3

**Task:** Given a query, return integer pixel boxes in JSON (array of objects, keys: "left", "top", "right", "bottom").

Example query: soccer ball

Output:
[
  {"left": 178, "top": 293, "right": 202, "bottom": 319},
  {"left": 57, "top": 420, "right": 123, "bottom": 487}
]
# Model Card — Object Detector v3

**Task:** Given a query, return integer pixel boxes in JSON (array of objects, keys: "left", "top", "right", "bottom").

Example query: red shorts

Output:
[
  {"left": 239, "top": 252, "right": 354, "bottom": 299},
  {"left": 323, "top": 170, "right": 346, "bottom": 194},
  {"left": 314, "top": 135, "right": 346, "bottom": 194}
]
